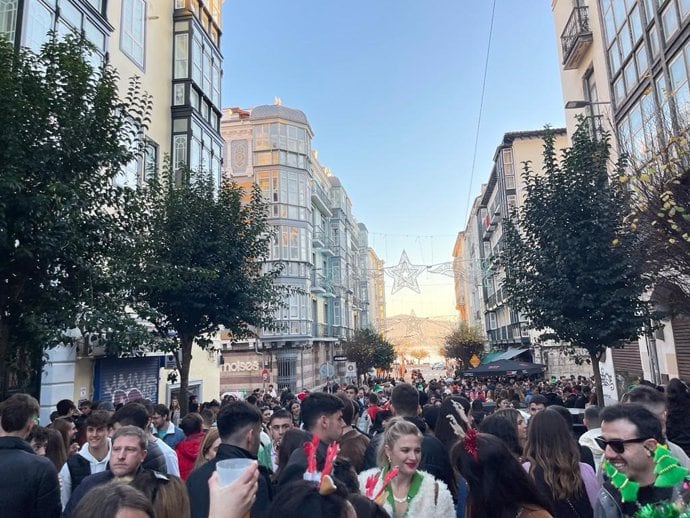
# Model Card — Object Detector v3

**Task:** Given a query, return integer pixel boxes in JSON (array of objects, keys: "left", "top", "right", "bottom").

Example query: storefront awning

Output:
[{"left": 481, "top": 347, "right": 528, "bottom": 364}]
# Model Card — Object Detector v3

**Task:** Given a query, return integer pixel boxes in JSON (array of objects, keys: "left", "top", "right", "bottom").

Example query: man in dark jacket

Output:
[
  {"left": 109, "top": 401, "right": 168, "bottom": 473},
  {"left": 362, "top": 383, "right": 454, "bottom": 492},
  {"left": 62, "top": 425, "right": 150, "bottom": 518},
  {"left": 0, "top": 393, "right": 61, "bottom": 518},
  {"left": 187, "top": 401, "right": 272, "bottom": 518}
]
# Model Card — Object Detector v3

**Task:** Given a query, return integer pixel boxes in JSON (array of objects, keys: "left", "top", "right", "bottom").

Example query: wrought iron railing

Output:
[{"left": 561, "top": 6, "right": 590, "bottom": 64}]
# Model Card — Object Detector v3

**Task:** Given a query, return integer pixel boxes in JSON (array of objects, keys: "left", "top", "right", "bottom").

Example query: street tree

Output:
[
  {"left": 342, "top": 328, "right": 396, "bottom": 374},
  {"left": 620, "top": 114, "right": 690, "bottom": 306},
  {"left": 408, "top": 348, "right": 429, "bottom": 365},
  {"left": 0, "top": 35, "right": 152, "bottom": 396},
  {"left": 131, "top": 166, "right": 287, "bottom": 415},
  {"left": 501, "top": 121, "right": 650, "bottom": 405},
  {"left": 442, "top": 322, "right": 485, "bottom": 368}
]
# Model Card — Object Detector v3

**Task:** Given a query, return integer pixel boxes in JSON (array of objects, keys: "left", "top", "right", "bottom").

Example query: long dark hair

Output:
[
  {"left": 275, "top": 428, "right": 309, "bottom": 479},
  {"left": 453, "top": 433, "right": 552, "bottom": 518},
  {"left": 524, "top": 408, "right": 583, "bottom": 501},
  {"left": 44, "top": 427, "right": 68, "bottom": 471},
  {"left": 267, "top": 480, "right": 351, "bottom": 518},
  {"left": 434, "top": 396, "right": 470, "bottom": 451},
  {"left": 478, "top": 414, "right": 522, "bottom": 458}
]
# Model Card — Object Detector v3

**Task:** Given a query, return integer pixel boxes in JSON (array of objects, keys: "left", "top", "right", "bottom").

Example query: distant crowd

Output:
[{"left": 2, "top": 371, "right": 690, "bottom": 518}]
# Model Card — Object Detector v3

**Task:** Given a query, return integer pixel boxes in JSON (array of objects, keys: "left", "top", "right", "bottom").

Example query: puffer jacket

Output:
[{"left": 175, "top": 432, "right": 204, "bottom": 480}]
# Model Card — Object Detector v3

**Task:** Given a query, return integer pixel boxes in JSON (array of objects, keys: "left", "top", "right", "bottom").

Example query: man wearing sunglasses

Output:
[
  {"left": 594, "top": 404, "right": 685, "bottom": 518},
  {"left": 623, "top": 384, "right": 690, "bottom": 469}
]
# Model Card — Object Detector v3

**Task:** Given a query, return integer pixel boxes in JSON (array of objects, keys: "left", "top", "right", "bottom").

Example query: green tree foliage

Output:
[
  {"left": 501, "top": 121, "right": 649, "bottom": 405},
  {"left": 0, "top": 35, "right": 151, "bottom": 395},
  {"left": 442, "top": 322, "right": 485, "bottom": 367},
  {"left": 342, "top": 328, "right": 396, "bottom": 373},
  {"left": 131, "top": 166, "right": 288, "bottom": 415}
]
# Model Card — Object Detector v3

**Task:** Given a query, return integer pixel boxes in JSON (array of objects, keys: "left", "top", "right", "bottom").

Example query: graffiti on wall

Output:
[
  {"left": 97, "top": 358, "right": 159, "bottom": 404},
  {"left": 600, "top": 371, "right": 615, "bottom": 393}
]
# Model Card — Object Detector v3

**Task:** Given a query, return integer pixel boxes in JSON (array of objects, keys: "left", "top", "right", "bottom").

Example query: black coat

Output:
[
  {"left": 362, "top": 416, "right": 455, "bottom": 492},
  {"left": 62, "top": 470, "right": 115, "bottom": 518},
  {"left": 0, "top": 436, "right": 61, "bottom": 518},
  {"left": 187, "top": 443, "right": 273, "bottom": 518}
]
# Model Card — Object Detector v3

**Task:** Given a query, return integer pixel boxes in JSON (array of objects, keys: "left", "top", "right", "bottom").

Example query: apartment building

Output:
[
  {"left": 453, "top": 191, "right": 486, "bottom": 333},
  {"left": 4, "top": 1, "right": 223, "bottom": 187},
  {"left": 470, "top": 129, "right": 595, "bottom": 377},
  {"left": 2, "top": 0, "right": 224, "bottom": 419},
  {"left": 553, "top": 0, "right": 690, "bottom": 388},
  {"left": 367, "top": 248, "right": 387, "bottom": 332},
  {"left": 220, "top": 101, "right": 377, "bottom": 393}
]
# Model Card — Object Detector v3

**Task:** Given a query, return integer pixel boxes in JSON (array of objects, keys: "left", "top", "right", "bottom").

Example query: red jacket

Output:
[{"left": 175, "top": 432, "right": 205, "bottom": 480}]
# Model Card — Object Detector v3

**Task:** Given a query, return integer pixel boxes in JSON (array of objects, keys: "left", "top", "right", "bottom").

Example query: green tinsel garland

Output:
[
  {"left": 634, "top": 502, "right": 690, "bottom": 518},
  {"left": 601, "top": 443, "right": 690, "bottom": 515}
]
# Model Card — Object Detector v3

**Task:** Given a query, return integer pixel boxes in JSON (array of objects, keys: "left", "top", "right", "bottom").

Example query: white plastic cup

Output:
[{"left": 216, "top": 458, "right": 254, "bottom": 487}]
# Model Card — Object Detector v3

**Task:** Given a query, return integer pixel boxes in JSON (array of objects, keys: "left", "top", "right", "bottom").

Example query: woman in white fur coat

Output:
[{"left": 358, "top": 418, "right": 455, "bottom": 518}]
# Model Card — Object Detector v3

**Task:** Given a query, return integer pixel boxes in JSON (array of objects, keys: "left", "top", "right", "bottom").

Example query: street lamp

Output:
[{"left": 564, "top": 100, "right": 611, "bottom": 109}]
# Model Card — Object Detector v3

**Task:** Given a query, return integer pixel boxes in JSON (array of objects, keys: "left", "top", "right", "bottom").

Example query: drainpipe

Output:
[
  {"left": 254, "top": 339, "right": 265, "bottom": 367},
  {"left": 645, "top": 321, "right": 662, "bottom": 386},
  {"left": 254, "top": 339, "right": 265, "bottom": 390},
  {"left": 302, "top": 346, "right": 307, "bottom": 390}
]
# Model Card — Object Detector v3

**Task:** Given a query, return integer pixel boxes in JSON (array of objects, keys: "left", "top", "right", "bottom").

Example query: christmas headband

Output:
[{"left": 303, "top": 434, "right": 341, "bottom": 496}]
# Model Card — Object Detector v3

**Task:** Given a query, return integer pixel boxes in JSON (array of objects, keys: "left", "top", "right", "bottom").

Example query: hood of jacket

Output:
[
  {"left": 176, "top": 433, "right": 204, "bottom": 456},
  {"left": 404, "top": 415, "right": 428, "bottom": 434}
]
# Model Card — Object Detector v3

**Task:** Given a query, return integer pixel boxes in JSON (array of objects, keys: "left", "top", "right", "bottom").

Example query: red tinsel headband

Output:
[{"left": 463, "top": 428, "right": 479, "bottom": 461}]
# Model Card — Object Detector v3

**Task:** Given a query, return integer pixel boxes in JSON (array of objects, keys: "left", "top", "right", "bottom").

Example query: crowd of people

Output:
[{"left": 2, "top": 372, "right": 690, "bottom": 518}]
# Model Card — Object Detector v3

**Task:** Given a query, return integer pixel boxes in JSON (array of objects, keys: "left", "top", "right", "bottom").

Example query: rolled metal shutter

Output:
[
  {"left": 673, "top": 316, "right": 690, "bottom": 382},
  {"left": 611, "top": 340, "right": 643, "bottom": 379},
  {"left": 94, "top": 356, "right": 162, "bottom": 404}
]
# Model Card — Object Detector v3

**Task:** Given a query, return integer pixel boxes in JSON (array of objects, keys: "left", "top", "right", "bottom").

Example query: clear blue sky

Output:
[{"left": 221, "top": 1, "right": 567, "bottom": 318}]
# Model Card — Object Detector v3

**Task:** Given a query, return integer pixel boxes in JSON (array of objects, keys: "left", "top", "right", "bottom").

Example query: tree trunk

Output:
[
  {"left": 590, "top": 349, "right": 605, "bottom": 407},
  {"left": 178, "top": 335, "right": 193, "bottom": 417},
  {"left": 0, "top": 318, "right": 8, "bottom": 399}
]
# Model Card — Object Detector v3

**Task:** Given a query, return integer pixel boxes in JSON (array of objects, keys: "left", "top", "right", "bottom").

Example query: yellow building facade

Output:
[{"left": 4, "top": 0, "right": 225, "bottom": 418}]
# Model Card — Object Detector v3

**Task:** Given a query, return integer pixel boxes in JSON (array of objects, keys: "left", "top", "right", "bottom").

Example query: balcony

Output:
[
  {"left": 561, "top": 6, "right": 593, "bottom": 70},
  {"left": 313, "top": 226, "right": 325, "bottom": 248},
  {"left": 313, "top": 229, "right": 335, "bottom": 256},
  {"left": 311, "top": 272, "right": 335, "bottom": 297},
  {"left": 315, "top": 323, "right": 337, "bottom": 338},
  {"left": 490, "top": 208, "right": 501, "bottom": 226},
  {"left": 311, "top": 181, "right": 332, "bottom": 216},
  {"left": 311, "top": 272, "right": 326, "bottom": 294}
]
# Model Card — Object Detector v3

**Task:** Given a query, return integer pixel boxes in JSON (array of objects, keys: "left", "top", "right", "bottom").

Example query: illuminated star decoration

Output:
[
  {"left": 384, "top": 250, "right": 426, "bottom": 295},
  {"left": 404, "top": 310, "right": 423, "bottom": 340}
]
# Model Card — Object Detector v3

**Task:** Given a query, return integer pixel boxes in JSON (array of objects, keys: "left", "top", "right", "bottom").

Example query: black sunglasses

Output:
[{"left": 594, "top": 436, "right": 648, "bottom": 454}]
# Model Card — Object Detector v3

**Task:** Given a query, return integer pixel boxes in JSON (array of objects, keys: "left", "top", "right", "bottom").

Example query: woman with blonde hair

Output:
[
  {"left": 358, "top": 417, "right": 454, "bottom": 518},
  {"left": 194, "top": 427, "right": 221, "bottom": 470},
  {"left": 523, "top": 408, "right": 599, "bottom": 518}
]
